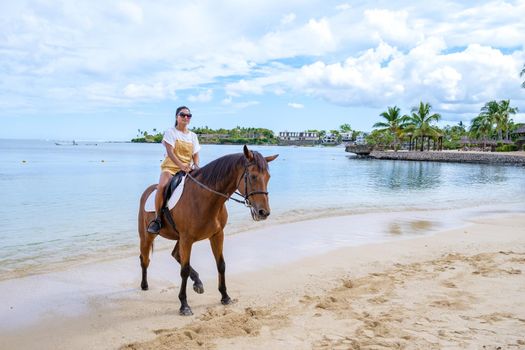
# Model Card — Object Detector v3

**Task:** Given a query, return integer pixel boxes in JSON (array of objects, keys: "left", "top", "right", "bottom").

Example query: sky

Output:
[{"left": 1, "top": 0, "right": 525, "bottom": 141}]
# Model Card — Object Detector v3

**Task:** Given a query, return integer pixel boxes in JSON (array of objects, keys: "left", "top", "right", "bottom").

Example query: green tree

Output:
[
  {"left": 469, "top": 113, "right": 494, "bottom": 148},
  {"left": 329, "top": 130, "right": 342, "bottom": 143},
  {"left": 442, "top": 122, "right": 467, "bottom": 149},
  {"left": 480, "top": 100, "right": 518, "bottom": 141},
  {"left": 339, "top": 123, "right": 352, "bottom": 133},
  {"left": 365, "top": 129, "right": 394, "bottom": 149},
  {"left": 498, "top": 100, "right": 518, "bottom": 141},
  {"left": 521, "top": 63, "right": 525, "bottom": 88},
  {"left": 405, "top": 102, "right": 441, "bottom": 151},
  {"left": 373, "top": 106, "right": 407, "bottom": 151}
]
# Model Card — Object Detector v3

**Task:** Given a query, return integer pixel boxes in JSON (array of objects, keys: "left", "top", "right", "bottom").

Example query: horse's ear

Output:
[
  {"left": 265, "top": 154, "right": 279, "bottom": 163},
  {"left": 243, "top": 145, "right": 254, "bottom": 161}
]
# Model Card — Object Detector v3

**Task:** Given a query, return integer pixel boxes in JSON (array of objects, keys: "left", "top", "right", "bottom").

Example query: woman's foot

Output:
[{"left": 147, "top": 217, "right": 162, "bottom": 234}]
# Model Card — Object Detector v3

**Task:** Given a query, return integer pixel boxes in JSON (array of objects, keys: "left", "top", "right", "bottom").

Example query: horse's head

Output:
[{"left": 238, "top": 145, "right": 278, "bottom": 221}]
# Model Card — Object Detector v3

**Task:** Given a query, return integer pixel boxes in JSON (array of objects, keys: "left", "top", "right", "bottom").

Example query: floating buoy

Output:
[
  {"left": 101, "top": 160, "right": 105, "bottom": 162},
  {"left": 22, "top": 160, "right": 26, "bottom": 163}
]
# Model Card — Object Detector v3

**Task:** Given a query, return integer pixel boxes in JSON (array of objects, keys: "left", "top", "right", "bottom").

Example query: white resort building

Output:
[
  {"left": 321, "top": 133, "right": 338, "bottom": 144},
  {"left": 278, "top": 131, "right": 319, "bottom": 141}
]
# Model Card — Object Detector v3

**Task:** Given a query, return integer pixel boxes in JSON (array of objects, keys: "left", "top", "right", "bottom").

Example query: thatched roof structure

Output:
[{"left": 512, "top": 126, "right": 525, "bottom": 134}]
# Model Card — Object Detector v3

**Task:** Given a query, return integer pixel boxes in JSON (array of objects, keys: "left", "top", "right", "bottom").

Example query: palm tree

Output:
[
  {"left": 469, "top": 113, "right": 493, "bottom": 149},
  {"left": 406, "top": 102, "right": 441, "bottom": 151},
  {"left": 480, "top": 100, "right": 518, "bottom": 141},
  {"left": 498, "top": 100, "right": 518, "bottom": 140},
  {"left": 373, "top": 106, "right": 407, "bottom": 151},
  {"left": 521, "top": 64, "right": 525, "bottom": 88}
]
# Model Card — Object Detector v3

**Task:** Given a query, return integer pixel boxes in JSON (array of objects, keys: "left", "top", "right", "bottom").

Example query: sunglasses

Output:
[{"left": 178, "top": 113, "right": 192, "bottom": 119}]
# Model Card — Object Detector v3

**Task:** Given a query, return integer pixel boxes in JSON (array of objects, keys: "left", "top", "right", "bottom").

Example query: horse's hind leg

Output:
[
  {"left": 177, "top": 238, "right": 194, "bottom": 316},
  {"left": 210, "top": 231, "right": 231, "bottom": 305},
  {"left": 172, "top": 242, "right": 204, "bottom": 294},
  {"left": 140, "top": 235, "right": 155, "bottom": 290}
]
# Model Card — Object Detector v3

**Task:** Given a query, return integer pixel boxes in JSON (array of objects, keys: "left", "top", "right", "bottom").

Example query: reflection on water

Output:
[
  {"left": 388, "top": 220, "right": 437, "bottom": 236},
  {"left": 468, "top": 164, "right": 508, "bottom": 184},
  {"left": 368, "top": 160, "right": 442, "bottom": 190}
]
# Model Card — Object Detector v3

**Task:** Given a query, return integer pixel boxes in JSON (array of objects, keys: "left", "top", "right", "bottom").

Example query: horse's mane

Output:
[{"left": 192, "top": 151, "right": 268, "bottom": 189}]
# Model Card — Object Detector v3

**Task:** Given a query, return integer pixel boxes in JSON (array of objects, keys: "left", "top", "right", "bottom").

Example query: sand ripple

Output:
[{"left": 122, "top": 250, "right": 525, "bottom": 350}]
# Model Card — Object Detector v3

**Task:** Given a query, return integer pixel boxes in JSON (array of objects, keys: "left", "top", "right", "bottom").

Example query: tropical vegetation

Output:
[
  {"left": 132, "top": 126, "right": 278, "bottom": 145},
  {"left": 372, "top": 106, "right": 406, "bottom": 151},
  {"left": 369, "top": 99, "right": 521, "bottom": 152},
  {"left": 521, "top": 63, "right": 525, "bottom": 89}
]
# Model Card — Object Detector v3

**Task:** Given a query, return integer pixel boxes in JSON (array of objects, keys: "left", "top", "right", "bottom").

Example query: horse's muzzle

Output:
[{"left": 251, "top": 207, "right": 270, "bottom": 221}]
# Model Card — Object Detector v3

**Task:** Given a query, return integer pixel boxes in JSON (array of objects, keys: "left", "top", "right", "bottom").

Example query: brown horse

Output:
[{"left": 138, "top": 145, "right": 278, "bottom": 315}]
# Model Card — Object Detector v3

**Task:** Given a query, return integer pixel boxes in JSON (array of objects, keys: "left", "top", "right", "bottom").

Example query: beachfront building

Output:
[
  {"left": 340, "top": 132, "right": 353, "bottom": 142},
  {"left": 278, "top": 131, "right": 319, "bottom": 141},
  {"left": 513, "top": 125, "right": 525, "bottom": 150},
  {"left": 355, "top": 133, "right": 368, "bottom": 145},
  {"left": 278, "top": 131, "right": 319, "bottom": 145},
  {"left": 460, "top": 136, "right": 512, "bottom": 151},
  {"left": 321, "top": 133, "right": 340, "bottom": 144}
]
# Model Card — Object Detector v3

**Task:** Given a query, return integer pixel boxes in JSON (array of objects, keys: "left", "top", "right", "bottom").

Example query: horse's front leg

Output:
[
  {"left": 210, "top": 231, "right": 231, "bottom": 305},
  {"left": 178, "top": 238, "right": 194, "bottom": 316},
  {"left": 172, "top": 242, "right": 204, "bottom": 294}
]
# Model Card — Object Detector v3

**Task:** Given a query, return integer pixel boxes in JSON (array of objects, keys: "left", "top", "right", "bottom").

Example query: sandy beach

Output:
[{"left": 2, "top": 209, "right": 524, "bottom": 349}]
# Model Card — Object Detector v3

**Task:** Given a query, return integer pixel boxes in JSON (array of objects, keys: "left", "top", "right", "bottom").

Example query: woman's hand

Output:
[{"left": 181, "top": 164, "right": 192, "bottom": 173}]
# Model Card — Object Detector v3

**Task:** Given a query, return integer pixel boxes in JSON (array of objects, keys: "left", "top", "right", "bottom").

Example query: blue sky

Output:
[{"left": 1, "top": 0, "right": 525, "bottom": 141}]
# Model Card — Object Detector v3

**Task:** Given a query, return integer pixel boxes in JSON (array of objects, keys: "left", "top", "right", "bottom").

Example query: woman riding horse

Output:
[
  {"left": 138, "top": 145, "right": 278, "bottom": 315},
  {"left": 148, "top": 106, "right": 200, "bottom": 234}
]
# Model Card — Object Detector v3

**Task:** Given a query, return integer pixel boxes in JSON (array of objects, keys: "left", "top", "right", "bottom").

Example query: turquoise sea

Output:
[{"left": 1, "top": 139, "right": 524, "bottom": 279}]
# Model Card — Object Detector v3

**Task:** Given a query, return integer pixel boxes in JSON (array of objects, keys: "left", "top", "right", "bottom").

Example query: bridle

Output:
[{"left": 185, "top": 162, "right": 268, "bottom": 208}]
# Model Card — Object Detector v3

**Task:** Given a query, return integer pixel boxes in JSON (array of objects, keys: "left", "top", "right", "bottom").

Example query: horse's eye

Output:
[{"left": 251, "top": 174, "right": 257, "bottom": 180}]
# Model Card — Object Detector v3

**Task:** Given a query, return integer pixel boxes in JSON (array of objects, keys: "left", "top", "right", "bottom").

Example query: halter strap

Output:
[{"left": 186, "top": 162, "right": 268, "bottom": 207}]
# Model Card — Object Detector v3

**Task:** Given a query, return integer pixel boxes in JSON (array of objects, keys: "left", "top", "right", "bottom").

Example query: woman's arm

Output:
[{"left": 192, "top": 152, "right": 200, "bottom": 169}]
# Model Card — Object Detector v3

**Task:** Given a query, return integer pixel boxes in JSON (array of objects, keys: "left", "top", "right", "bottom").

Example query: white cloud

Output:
[
  {"left": 123, "top": 82, "right": 171, "bottom": 99},
  {"left": 221, "top": 96, "right": 232, "bottom": 105},
  {"left": 281, "top": 13, "right": 296, "bottom": 25},
  {"left": 117, "top": 2, "right": 144, "bottom": 24},
  {"left": 188, "top": 89, "right": 213, "bottom": 102},
  {"left": 225, "top": 79, "right": 264, "bottom": 97},
  {"left": 288, "top": 102, "right": 304, "bottom": 109},
  {"left": 1, "top": 0, "right": 525, "bottom": 122},
  {"left": 335, "top": 3, "right": 351, "bottom": 11},
  {"left": 289, "top": 40, "right": 524, "bottom": 113},
  {"left": 223, "top": 38, "right": 524, "bottom": 117},
  {"left": 364, "top": 9, "right": 422, "bottom": 46}
]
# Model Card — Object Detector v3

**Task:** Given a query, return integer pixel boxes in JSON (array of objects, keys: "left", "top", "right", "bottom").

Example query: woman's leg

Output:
[{"left": 147, "top": 171, "right": 173, "bottom": 234}]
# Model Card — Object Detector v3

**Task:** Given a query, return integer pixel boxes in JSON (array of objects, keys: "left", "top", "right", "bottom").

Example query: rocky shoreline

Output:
[{"left": 364, "top": 151, "right": 525, "bottom": 166}]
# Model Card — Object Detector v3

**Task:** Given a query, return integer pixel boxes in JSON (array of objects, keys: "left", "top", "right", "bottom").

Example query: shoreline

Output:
[
  {"left": 1, "top": 208, "right": 524, "bottom": 349},
  {"left": 3, "top": 202, "right": 522, "bottom": 282}
]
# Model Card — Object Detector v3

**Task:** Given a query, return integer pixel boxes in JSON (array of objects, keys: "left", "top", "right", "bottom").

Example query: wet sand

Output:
[{"left": 1, "top": 209, "right": 524, "bottom": 349}]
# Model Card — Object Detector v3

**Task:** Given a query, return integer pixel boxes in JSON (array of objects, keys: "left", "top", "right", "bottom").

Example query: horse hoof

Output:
[
  {"left": 221, "top": 296, "right": 232, "bottom": 305},
  {"left": 179, "top": 306, "right": 193, "bottom": 316},
  {"left": 193, "top": 283, "right": 204, "bottom": 294},
  {"left": 141, "top": 283, "right": 149, "bottom": 291}
]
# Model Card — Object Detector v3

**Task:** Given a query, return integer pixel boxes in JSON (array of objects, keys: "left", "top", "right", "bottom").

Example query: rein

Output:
[{"left": 185, "top": 162, "right": 268, "bottom": 207}]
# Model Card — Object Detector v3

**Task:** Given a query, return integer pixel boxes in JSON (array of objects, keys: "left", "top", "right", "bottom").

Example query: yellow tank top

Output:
[{"left": 160, "top": 127, "right": 201, "bottom": 175}]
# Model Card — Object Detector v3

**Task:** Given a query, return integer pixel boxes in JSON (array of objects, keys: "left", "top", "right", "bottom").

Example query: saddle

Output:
[
  {"left": 163, "top": 171, "right": 185, "bottom": 204},
  {"left": 160, "top": 171, "right": 184, "bottom": 233},
  {"left": 144, "top": 172, "right": 186, "bottom": 213}
]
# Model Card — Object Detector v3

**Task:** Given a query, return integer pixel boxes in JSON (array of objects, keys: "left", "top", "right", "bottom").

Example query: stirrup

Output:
[{"left": 147, "top": 217, "right": 162, "bottom": 234}]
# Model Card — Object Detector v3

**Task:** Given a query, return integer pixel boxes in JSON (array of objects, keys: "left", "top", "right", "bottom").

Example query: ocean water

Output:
[{"left": 1, "top": 139, "right": 524, "bottom": 279}]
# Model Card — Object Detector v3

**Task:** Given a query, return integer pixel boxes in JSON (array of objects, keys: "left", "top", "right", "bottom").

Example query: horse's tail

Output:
[{"left": 138, "top": 184, "right": 158, "bottom": 256}]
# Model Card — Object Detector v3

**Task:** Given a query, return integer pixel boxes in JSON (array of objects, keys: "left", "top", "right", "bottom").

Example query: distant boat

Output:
[{"left": 55, "top": 140, "right": 78, "bottom": 146}]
